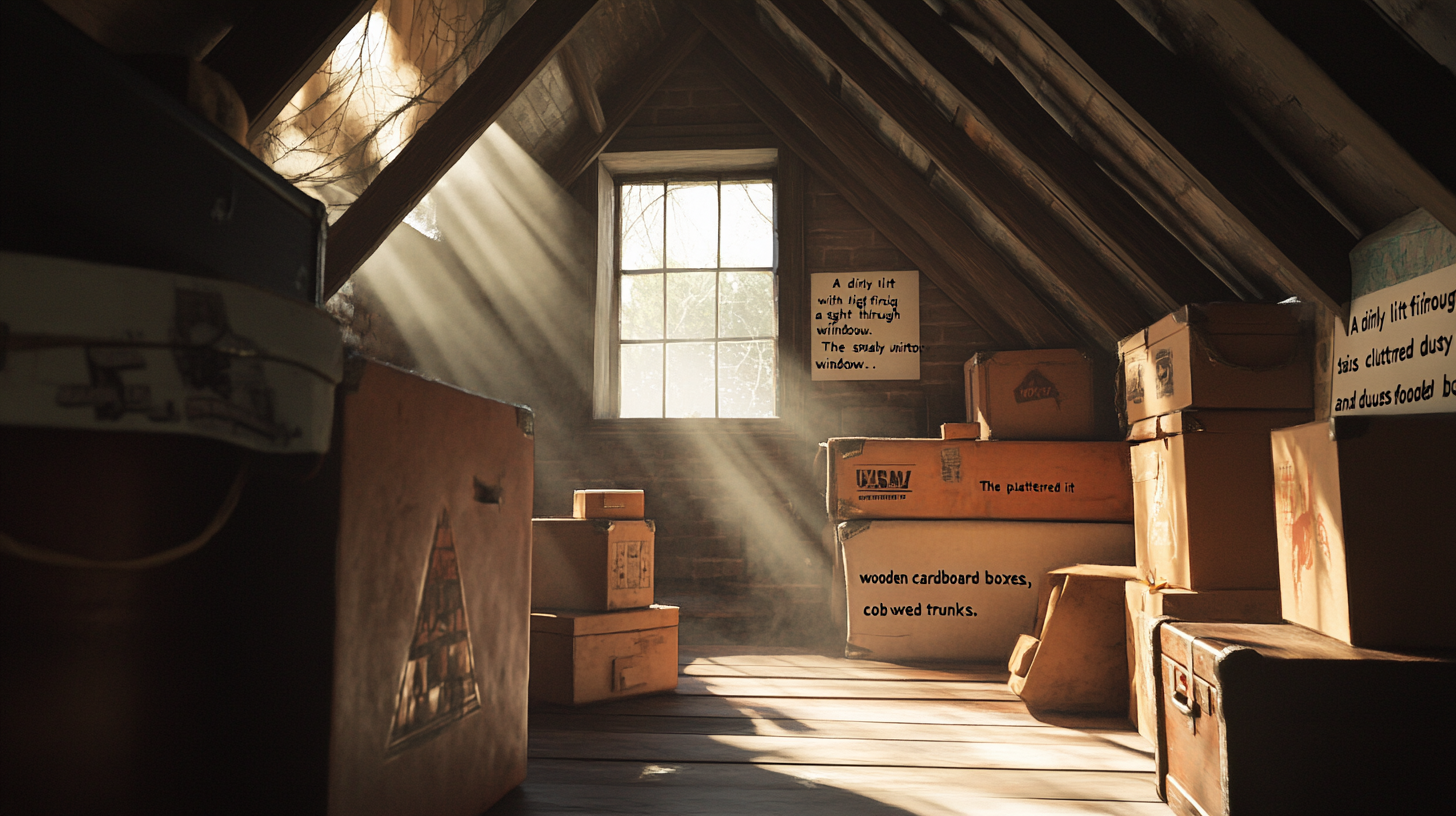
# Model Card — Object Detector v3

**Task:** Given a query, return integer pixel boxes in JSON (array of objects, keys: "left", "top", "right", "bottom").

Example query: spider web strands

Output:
[{"left": 256, "top": 0, "right": 520, "bottom": 212}]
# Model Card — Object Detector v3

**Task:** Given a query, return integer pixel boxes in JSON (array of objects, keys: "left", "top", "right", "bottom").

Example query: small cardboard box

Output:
[
  {"left": 1271, "top": 416, "right": 1456, "bottom": 650},
  {"left": 573, "top": 489, "right": 645, "bottom": 519},
  {"left": 965, "top": 349, "right": 1096, "bottom": 439},
  {"left": 532, "top": 519, "right": 654, "bottom": 611},
  {"left": 1123, "top": 581, "right": 1281, "bottom": 742},
  {"left": 838, "top": 519, "right": 1134, "bottom": 661},
  {"left": 1010, "top": 565, "right": 1139, "bottom": 715},
  {"left": 827, "top": 437, "right": 1132, "bottom": 522},
  {"left": 1118, "top": 303, "right": 1311, "bottom": 425},
  {"left": 1130, "top": 411, "right": 1311, "bottom": 590},
  {"left": 529, "top": 605, "right": 679, "bottom": 705},
  {"left": 940, "top": 422, "right": 981, "bottom": 439}
]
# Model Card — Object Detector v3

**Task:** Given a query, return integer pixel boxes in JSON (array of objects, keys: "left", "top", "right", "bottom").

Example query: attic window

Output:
[{"left": 592, "top": 150, "right": 780, "bottom": 419}]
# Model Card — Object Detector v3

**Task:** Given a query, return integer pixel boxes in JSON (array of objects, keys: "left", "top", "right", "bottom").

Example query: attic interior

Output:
[{"left": 1, "top": 0, "right": 1453, "bottom": 814}]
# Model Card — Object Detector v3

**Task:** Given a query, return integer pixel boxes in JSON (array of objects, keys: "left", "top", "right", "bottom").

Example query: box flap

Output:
[{"left": 530, "top": 604, "right": 679, "bottom": 636}]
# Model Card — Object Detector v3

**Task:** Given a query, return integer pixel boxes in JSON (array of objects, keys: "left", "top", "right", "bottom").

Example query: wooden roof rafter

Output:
[
  {"left": 324, "top": 0, "right": 604, "bottom": 297},
  {"left": 548, "top": 15, "right": 708, "bottom": 188},
  {"left": 686, "top": 0, "right": 1078, "bottom": 348},
  {"left": 763, "top": 0, "right": 1153, "bottom": 344}
]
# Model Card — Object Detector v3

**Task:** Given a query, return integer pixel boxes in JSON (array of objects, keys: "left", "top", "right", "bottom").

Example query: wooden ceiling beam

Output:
[
  {"left": 548, "top": 17, "right": 706, "bottom": 188},
  {"left": 855, "top": 0, "right": 1229, "bottom": 309},
  {"left": 204, "top": 0, "right": 374, "bottom": 143},
  {"left": 1010, "top": 0, "right": 1357, "bottom": 305},
  {"left": 324, "top": 0, "right": 602, "bottom": 297},
  {"left": 697, "top": 38, "right": 1035, "bottom": 347},
  {"left": 769, "top": 0, "right": 1150, "bottom": 342},
  {"left": 558, "top": 41, "right": 606, "bottom": 135},
  {"left": 688, "top": 1, "right": 1076, "bottom": 348}
]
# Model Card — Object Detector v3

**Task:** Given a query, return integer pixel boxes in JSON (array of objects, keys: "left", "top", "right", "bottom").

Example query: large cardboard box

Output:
[
  {"left": 965, "top": 349, "right": 1096, "bottom": 440},
  {"left": 1130, "top": 411, "right": 1310, "bottom": 590},
  {"left": 838, "top": 520, "right": 1134, "bottom": 661},
  {"left": 1271, "top": 416, "right": 1455, "bottom": 650},
  {"left": 532, "top": 519, "right": 655, "bottom": 611},
  {"left": 529, "top": 605, "right": 679, "bottom": 705},
  {"left": 1118, "top": 303, "right": 1311, "bottom": 425},
  {"left": 2, "top": 360, "right": 534, "bottom": 815},
  {"left": 826, "top": 437, "right": 1132, "bottom": 522},
  {"left": 572, "top": 489, "right": 645, "bottom": 520},
  {"left": 1123, "top": 581, "right": 1281, "bottom": 743}
]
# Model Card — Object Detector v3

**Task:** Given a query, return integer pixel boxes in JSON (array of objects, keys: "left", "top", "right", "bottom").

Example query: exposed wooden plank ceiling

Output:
[{"left": 51, "top": 0, "right": 1455, "bottom": 343}]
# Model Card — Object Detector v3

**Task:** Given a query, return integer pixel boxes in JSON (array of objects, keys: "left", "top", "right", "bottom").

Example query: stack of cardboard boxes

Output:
[
  {"left": 830, "top": 350, "right": 1135, "bottom": 662},
  {"left": 1118, "top": 303, "right": 1315, "bottom": 739},
  {"left": 528, "top": 490, "right": 679, "bottom": 705}
]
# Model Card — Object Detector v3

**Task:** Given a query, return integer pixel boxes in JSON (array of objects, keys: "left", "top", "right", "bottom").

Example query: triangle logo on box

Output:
[
  {"left": 387, "top": 507, "right": 481, "bottom": 754},
  {"left": 1013, "top": 369, "right": 1060, "bottom": 405}
]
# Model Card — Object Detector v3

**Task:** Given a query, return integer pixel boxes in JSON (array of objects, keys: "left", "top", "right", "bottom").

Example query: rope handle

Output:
[{"left": 0, "top": 460, "right": 249, "bottom": 570}]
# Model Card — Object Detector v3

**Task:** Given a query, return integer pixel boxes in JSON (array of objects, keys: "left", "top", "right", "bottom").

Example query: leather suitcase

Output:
[{"left": 1155, "top": 621, "right": 1453, "bottom": 816}]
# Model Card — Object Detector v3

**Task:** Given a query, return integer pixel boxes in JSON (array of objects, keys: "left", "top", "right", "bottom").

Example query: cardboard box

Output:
[
  {"left": 827, "top": 437, "right": 1133, "bottom": 522},
  {"left": 1, "top": 360, "right": 534, "bottom": 814},
  {"left": 1130, "top": 412, "right": 1311, "bottom": 590},
  {"left": 532, "top": 519, "right": 654, "bottom": 611},
  {"left": 1123, "top": 581, "right": 1281, "bottom": 742},
  {"left": 1010, "top": 565, "right": 1139, "bottom": 714},
  {"left": 940, "top": 422, "right": 981, "bottom": 439},
  {"left": 1271, "top": 416, "right": 1456, "bottom": 650},
  {"left": 529, "top": 605, "right": 679, "bottom": 705},
  {"left": 1118, "top": 303, "right": 1311, "bottom": 424},
  {"left": 573, "top": 489, "right": 645, "bottom": 519},
  {"left": 965, "top": 349, "right": 1096, "bottom": 439},
  {"left": 838, "top": 520, "right": 1134, "bottom": 661}
]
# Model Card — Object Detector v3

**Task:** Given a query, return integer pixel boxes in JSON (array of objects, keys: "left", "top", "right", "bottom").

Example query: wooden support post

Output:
[
  {"left": 689, "top": 1, "right": 1076, "bottom": 348},
  {"left": 777, "top": 147, "right": 809, "bottom": 430},
  {"left": 856, "top": 0, "right": 1230, "bottom": 309},
  {"left": 770, "top": 0, "right": 1151, "bottom": 341},
  {"left": 558, "top": 42, "right": 606, "bottom": 135},
  {"left": 205, "top": 0, "right": 375, "bottom": 143},
  {"left": 324, "top": 0, "right": 602, "bottom": 297},
  {"left": 548, "top": 18, "right": 707, "bottom": 188},
  {"left": 700, "top": 39, "right": 1065, "bottom": 348}
]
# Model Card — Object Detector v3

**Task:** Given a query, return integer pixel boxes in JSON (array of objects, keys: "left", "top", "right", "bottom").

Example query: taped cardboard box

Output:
[
  {"left": 827, "top": 437, "right": 1132, "bottom": 522},
  {"left": 532, "top": 519, "right": 654, "bottom": 612},
  {"left": 1123, "top": 581, "right": 1281, "bottom": 743},
  {"left": 965, "top": 349, "right": 1096, "bottom": 439},
  {"left": 529, "top": 605, "right": 679, "bottom": 705},
  {"left": 1272, "top": 416, "right": 1456, "bottom": 650},
  {"left": 1118, "top": 303, "right": 1311, "bottom": 425},
  {"left": 838, "top": 520, "right": 1133, "bottom": 661},
  {"left": 572, "top": 489, "right": 645, "bottom": 520},
  {"left": 1130, "top": 411, "right": 1311, "bottom": 590}
]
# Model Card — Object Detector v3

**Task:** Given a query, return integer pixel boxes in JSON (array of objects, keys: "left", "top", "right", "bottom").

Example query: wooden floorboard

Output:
[{"left": 490, "top": 648, "right": 1173, "bottom": 815}]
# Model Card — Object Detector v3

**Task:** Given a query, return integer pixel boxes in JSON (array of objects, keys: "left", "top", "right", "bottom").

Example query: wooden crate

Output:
[
  {"left": 1155, "top": 622, "right": 1452, "bottom": 815},
  {"left": 529, "top": 605, "right": 679, "bottom": 705}
]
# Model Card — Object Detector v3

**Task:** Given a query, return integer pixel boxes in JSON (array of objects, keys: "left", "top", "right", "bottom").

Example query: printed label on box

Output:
[{"left": 611, "top": 540, "right": 652, "bottom": 590}]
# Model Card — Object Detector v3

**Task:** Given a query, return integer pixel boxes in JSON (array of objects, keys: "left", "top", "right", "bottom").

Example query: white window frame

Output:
[{"left": 593, "top": 149, "right": 779, "bottom": 419}]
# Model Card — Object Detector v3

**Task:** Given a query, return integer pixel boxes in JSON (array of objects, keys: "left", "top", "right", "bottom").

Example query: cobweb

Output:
[{"left": 253, "top": 0, "right": 529, "bottom": 221}]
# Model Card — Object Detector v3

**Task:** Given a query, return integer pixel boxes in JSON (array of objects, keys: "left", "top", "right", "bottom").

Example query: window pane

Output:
[
  {"left": 720, "top": 181, "right": 773, "bottom": 268},
  {"left": 666, "top": 271, "right": 716, "bottom": 340},
  {"left": 620, "top": 344, "right": 664, "bottom": 418},
  {"left": 666, "top": 342, "right": 716, "bottom": 418},
  {"left": 620, "top": 273, "right": 663, "bottom": 340},
  {"left": 620, "top": 184, "right": 664, "bottom": 270},
  {"left": 665, "top": 182, "right": 717, "bottom": 268},
  {"left": 719, "top": 340, "right": 776, "bottom": 418},
  {"left": 720, "top": 271, "right": 775, "bottom": 338}
]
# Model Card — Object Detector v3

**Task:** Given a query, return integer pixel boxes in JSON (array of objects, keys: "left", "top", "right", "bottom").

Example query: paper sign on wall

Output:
[
  {"left": 1331, "top": 263, "right": 1455, "bottom": 415},
  {"left": 811, "top": 271, "right": 919, "bottom": 381}
]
